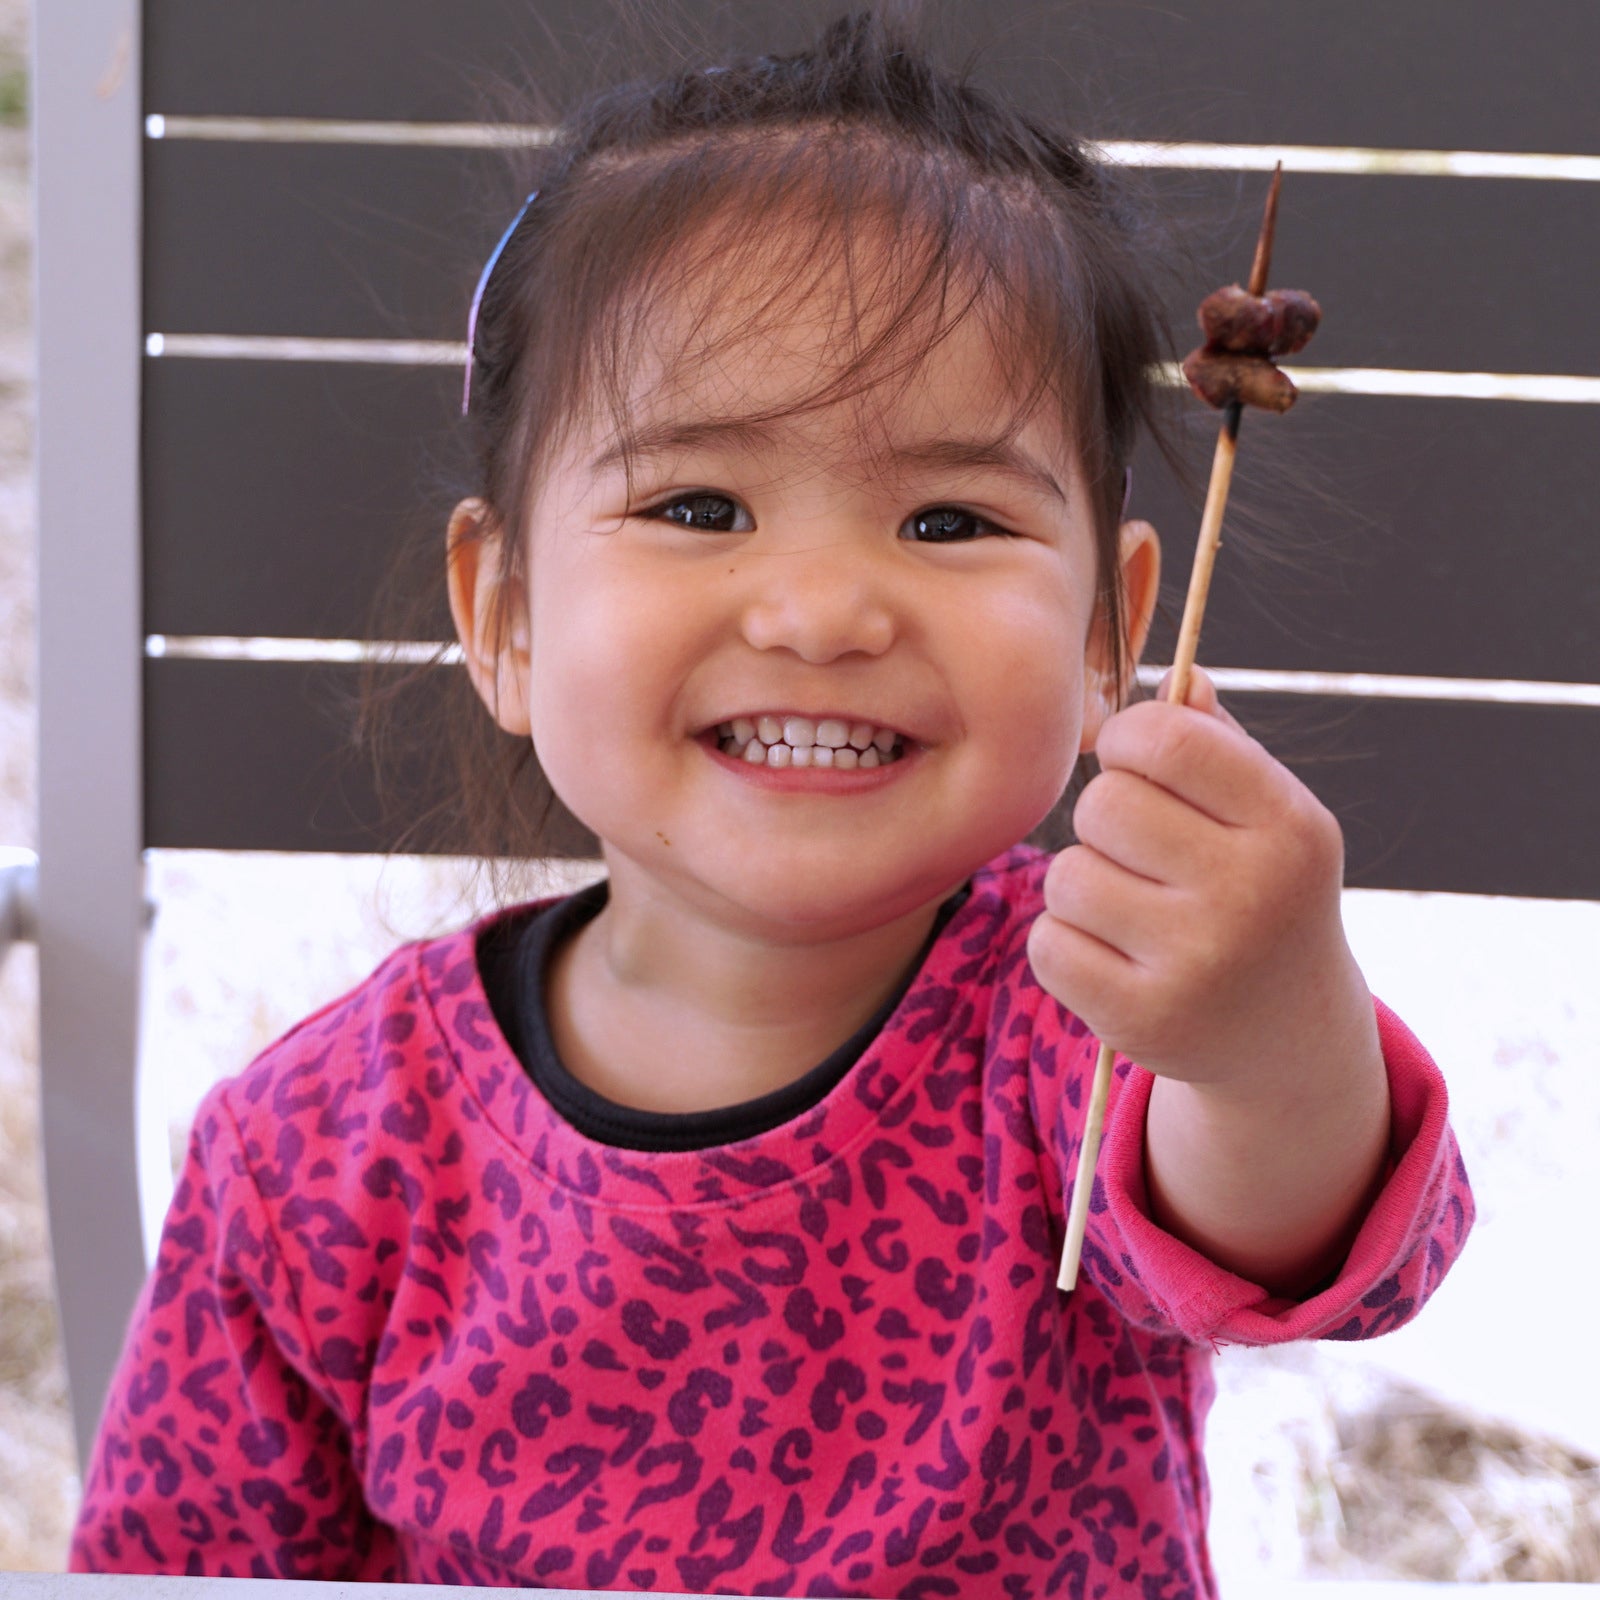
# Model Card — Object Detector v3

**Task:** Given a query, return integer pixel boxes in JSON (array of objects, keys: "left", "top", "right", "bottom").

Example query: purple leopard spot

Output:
[
  {"left": 1363, "top": 1274, "right": 1403, "bottom": 1308},
  {"left": 809, "top": 1358, "right": 867, "bottom": 1432},
  {"left": 728, "top": 1220, "right": 809, "bottom": 1286},
  {"left": 379, "top": 1011, "right": 415, "bottom": 1044},
  {"left": 319, "top": 1336, "right": 367, "bottom": 1381},
  {"left": 380, "top": 1088, "right": 431, "bottom": 1142},
  {"left": 126, "top": 1360, "right": 169, "bottom": 1417},
  {"left": 863, "top": 1219, "right": 909, "bottom": 1275},
  {"left": 510, "top": 1372, "right": 571, "bottom": 1440},
  {"left": 784, "top": 1286, "right": 845, "bottom": 1352},
  {"left": 138, "top": 1435, "right": 182, "bottom": 1497},
  {"left": 628, "top": 1439, "right": 703, "bottom": 1518},
  {"left": 621, "top": 1298, "right": 691, "bottom": 1361},
  {"left": 237, "top": 1418, "right": 287, "bottom": 1467},
  {"left": 580, "top": 1340, "right": 625, "bottom": 1372},
  {"left": 518, "top": 1441, "right": 605, "bottom": 1524},
  {"left": 915, "top": 1258, "right": 976, "bottom": 1322},
  {"left": 668, "top": 1367, "right": 733, "bottom": 1438},
  {"left": 874, "top": 1307, "right": 917, "bottom": 1340}
]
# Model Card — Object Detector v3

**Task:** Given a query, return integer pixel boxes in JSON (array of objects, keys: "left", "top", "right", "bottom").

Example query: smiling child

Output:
[{"left": 72, "top": 11, "right": 1472, "bottom": 1593}]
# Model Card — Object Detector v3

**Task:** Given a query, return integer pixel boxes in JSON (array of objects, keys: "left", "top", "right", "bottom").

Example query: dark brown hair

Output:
[{"left": 372, "top": 4, "right": 1179, "bottom": 867}]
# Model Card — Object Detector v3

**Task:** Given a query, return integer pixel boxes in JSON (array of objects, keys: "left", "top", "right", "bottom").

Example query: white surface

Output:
[{"left": 1336, "top": 887, "right": 1600, "bottom": 1459}]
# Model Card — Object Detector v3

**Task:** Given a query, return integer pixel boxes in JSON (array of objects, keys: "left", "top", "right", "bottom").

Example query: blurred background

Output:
[{"left": 4, "top": 0, "right": 1600, "bottom": 1581}]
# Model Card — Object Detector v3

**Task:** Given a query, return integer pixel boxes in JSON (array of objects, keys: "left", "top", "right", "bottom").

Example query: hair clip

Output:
[
  {"left": 1120, "top": 464, "right": 1134, "bottom": 520},
  {"left": 463, "top": 190, "right": 539, "bottom": 416}
]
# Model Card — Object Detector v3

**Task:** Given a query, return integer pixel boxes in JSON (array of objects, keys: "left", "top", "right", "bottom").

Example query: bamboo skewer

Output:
[{"left": 1058, "top": 166, "right": 1286, "bottom": 1292}]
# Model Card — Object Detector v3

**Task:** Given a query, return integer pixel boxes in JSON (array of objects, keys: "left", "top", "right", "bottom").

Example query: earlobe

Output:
[
  {"left": 1080, "top": 517, "right": 1162, "bottom": 752},
  {"left": 446, "top": 497, "right": 533, "bottom": 737}
]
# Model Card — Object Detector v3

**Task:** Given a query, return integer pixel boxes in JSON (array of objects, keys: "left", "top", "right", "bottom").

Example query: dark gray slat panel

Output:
[
  {"left": 145, "top": 138, "right": 1600, "bottom": 379},
  {"left": 1225, "top": 696, "right": 1600, "bottom": 900},
  {"left": 145, "top": 657, "right": 1600, "bottom": 899},
  {"left": 1133, "top": 391, "right": 1600, "bottom": 685},
  {"left": 144, "top": 362, "right": 1600, "bottom": 689},
  {"left": 144, "top": 659, "right": 598, "bottom": 857},
  {"left": 144, "top": 0, "right": 1600, "bottom": 157},
  {"left": 144, "top": 143, "right": 494, "bottom": 344},
  {"left": 142, "top": 359, "right": 463, "bottom": 644}
]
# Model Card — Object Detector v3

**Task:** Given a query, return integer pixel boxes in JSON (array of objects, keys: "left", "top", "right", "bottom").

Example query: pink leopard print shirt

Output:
[{"left": 72, "top": 847, "right": 1472, "bottom": 1595}]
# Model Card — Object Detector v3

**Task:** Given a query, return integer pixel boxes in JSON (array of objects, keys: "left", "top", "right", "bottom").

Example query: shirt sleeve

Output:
[
  {"left": 69, "top": 1081, "right": 397, "bottom": 1579},
  {"left": 1063, "top": 997, "right": 1474, "bottom": 1346}
]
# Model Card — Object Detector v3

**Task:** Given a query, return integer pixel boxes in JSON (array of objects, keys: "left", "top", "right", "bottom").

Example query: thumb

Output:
[{"left": 1158, "top": 664, "right": 1244, "bottom": 732}]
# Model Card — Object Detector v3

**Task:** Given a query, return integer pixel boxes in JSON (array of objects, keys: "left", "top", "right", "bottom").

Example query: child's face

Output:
[{"left": 454, "top": 253, "right": 1158, "bottom": 940}]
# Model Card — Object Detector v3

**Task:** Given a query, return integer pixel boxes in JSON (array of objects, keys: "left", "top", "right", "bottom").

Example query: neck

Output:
[{"left": 547, "top": 859, "right": 953, "bottom": 1115}]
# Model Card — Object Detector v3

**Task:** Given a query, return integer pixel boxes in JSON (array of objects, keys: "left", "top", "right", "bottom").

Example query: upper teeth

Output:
[{"left": 716, "top": 715, "right": 903, "bottom": 769}]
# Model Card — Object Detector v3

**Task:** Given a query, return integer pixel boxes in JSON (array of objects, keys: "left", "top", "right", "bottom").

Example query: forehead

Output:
[{"left": 585, "top": 209, "right": 1078, "bottom": 480}]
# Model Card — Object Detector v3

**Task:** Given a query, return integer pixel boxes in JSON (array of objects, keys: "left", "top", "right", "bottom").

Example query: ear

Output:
[
  {"left": 446, "top": 497, "right": 533, "bottom": 737},
  {"left": 1081, "top": 517, "right": 1161, "bottom": 752}
]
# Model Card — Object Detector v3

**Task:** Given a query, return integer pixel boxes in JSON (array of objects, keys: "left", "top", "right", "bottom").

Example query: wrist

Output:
[{"left": 1142, "top": 975, "right": 1393, "bottom": 1295}]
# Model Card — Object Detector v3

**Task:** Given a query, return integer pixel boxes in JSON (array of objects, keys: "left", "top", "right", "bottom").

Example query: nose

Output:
[{"left": 739, "top": 537, "right": 897, "bottom": 664}]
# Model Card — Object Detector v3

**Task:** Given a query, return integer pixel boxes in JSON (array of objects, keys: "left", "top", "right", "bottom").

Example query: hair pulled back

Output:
[{"left": 393, "top": 4, "right": 1177, "bottom": 865}]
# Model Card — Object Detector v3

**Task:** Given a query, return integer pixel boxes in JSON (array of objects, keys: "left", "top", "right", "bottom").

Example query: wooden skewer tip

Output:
[{"left": 1246, "top": 161, "right": 1284, "bottom": 298}]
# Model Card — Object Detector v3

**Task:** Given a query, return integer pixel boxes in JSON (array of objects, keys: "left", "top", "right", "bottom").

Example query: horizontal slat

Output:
[
  {"left": 143, "top": 0, "right": 1600, "bottom": 157},
  {"left": 144, "top": 140, "right": 1600, "bottom": 378},
  {"left": 143, "top": 361, "right": 1600, "bottom": 687},
  {"left": 144, "top": 658, "right": 1600, "bottom": 899},
  {"left": 145, "top": 119, "right": 1600, "bottom": 183},
  {"left": 144, "top": 641, "right": 1600, "bottom": 709}
]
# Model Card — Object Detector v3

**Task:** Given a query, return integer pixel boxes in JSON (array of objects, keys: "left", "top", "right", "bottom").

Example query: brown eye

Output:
[
  {"left": 902, "top": 506, "right": 1002, "bottom": 543},
  {"left": 652, "top": 493, "right": 752, "bottom": 532}
]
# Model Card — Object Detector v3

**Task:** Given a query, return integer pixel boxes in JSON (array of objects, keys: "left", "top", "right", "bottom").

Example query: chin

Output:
[{"left": 678, "top": 835, "right": 1008, "bottom": 938}]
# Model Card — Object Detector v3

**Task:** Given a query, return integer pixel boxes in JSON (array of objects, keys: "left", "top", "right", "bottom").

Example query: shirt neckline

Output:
[
  {"left": 479, "top": 878, "right": 970, "bottom": 1153},
  {"left": 414, "top": 852, "right": 1033, "bottom": 1210}
]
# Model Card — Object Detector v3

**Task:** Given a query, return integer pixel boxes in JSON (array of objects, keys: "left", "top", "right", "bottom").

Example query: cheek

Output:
[
  {"left": 519, "top": 556, "right": 705, "bottom": 792},
  {"left": 959, "top": 568, "right": 1094, "bottom": 760}
]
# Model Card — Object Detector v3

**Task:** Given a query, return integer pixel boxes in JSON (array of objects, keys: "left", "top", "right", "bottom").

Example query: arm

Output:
[
  {"left": 1144, "top": 975, "right": 1389, "bottom": 1296},
  {"left": 70, "top": 1085, "right": 393, "bottom": 1578}
]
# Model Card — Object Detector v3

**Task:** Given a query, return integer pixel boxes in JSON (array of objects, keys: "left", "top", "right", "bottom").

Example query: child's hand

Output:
[{"left": 1027, "top": 666, "right": 1369, "bottom": 1094}]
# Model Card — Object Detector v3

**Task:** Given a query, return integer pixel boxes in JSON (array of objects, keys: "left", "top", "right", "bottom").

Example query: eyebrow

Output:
[
  {"left": 589, "top": 420, "right": 1069, "bottom": 506},
  {"left": 588, "top": 418, "right": 785, "bottom": 476},
  {"left": 890, "top": 437, "right": 1068, "bottom": 507}
]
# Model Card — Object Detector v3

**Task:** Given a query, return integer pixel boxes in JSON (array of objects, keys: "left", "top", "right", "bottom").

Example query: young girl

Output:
[{"left": 73, "top": 11, "right": 1472, "bottom": 1593}]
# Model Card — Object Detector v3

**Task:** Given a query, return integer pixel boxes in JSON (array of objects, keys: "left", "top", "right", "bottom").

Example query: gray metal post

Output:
[{"left": 33, "top": 0, "right": 148, "bottom": 1470}]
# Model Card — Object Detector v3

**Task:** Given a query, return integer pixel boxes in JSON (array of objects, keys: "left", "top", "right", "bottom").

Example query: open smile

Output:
[{"left": 710, "top": 713, "right": 906, "bottom": 770}]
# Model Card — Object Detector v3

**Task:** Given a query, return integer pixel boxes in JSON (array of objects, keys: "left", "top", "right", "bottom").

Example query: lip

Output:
[{"left": 699, "top": 730, "right": 919, "bottom": 791}]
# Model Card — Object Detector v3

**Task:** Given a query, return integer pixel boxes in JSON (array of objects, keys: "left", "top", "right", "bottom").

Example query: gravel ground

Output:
[{"left": 2, "top": 0, "right": 1598, "bottom": 1578}]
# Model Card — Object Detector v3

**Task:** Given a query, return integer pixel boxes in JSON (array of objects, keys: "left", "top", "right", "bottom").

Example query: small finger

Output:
[
  {"left": 1041, "top": 844, "right": 1169, "bottom": 965},
  {"left": 1072, "top": 767, "right": 1226, "bottom": 887},
  {"left": 1026, "top": 908, "right": 1138, "bottom": 1028},
  {"left": 1157, "top": 664, "right": 1245, "bottom": 735},
  {"left": 1096, "top": 697, "right": 1273, "bottom": 828}
]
